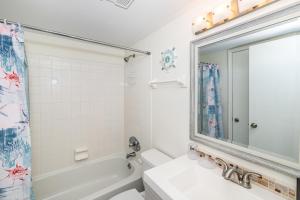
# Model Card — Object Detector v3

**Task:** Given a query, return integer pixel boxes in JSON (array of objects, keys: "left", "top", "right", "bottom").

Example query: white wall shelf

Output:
[{"left": 149, "top": 78, "right": 187, "bottom": 89}]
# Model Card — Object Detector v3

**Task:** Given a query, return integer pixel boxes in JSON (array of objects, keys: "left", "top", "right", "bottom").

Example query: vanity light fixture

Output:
[
  {"left": 192, "top": 0, "right": 277, "bottom": 35},
  {"left": 192, "top": 16, "right": 207, "bottom": 34},
  {"left": 212, "top": 0, "right": 232, "bottom": 24}
]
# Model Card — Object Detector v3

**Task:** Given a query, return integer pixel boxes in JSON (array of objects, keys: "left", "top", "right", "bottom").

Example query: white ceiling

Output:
[{"left": 1, "top": 0, "right": 196, "bottom": 46}]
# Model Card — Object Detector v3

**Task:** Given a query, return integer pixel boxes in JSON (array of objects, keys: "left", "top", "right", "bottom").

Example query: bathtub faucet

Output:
[
  {"left": 128, "top": 136, "right": 141, "bottom": 152},
  {"left": 126, "top": 152, "right": 136, "bottom": 159}
]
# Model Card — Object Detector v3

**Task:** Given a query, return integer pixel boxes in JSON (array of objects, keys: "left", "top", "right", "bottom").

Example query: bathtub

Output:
[{"left": 33, "top": 154, "right": 143, "bottom": 200}]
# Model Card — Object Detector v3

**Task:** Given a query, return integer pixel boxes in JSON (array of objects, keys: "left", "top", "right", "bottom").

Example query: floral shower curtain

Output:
[
  {"left": 0, "top": 23, "right": 33, "bottom": 199},
  {"left": 198, "top": 62, "right": 224, "bottom": 139}
]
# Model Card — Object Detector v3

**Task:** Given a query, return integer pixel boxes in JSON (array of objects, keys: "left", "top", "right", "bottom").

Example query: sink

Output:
[
  {"left": 169, "top": 166, "right": 261, "bottom": 200},
  {"left": 144, "top": 155, "right": 285, "bottom": 200}
]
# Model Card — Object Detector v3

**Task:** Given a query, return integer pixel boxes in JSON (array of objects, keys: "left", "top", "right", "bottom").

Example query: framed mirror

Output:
[{"left": 190, "top": 4, "right": 300, "bottom": 176}]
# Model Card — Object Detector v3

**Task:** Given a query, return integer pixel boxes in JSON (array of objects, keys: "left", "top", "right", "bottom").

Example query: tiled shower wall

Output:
[{"left": 26, "top": 33, "right": 125, "bottom": 177}]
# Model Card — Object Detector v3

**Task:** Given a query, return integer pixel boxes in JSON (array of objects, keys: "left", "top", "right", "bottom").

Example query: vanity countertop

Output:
[{"left": 144, "top": 155, "right": 286, "bottom": 200}]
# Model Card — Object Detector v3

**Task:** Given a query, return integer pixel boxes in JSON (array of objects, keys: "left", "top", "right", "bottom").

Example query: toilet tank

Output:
[{"left": 141, "top": 149, "right": 172, "bottom": 172}]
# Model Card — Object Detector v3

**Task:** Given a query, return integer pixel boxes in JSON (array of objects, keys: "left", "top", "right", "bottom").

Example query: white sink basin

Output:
[
  {"left": 169, "top": 166, "right": 261, "bottom": 200},
  {"left": 144, "top": 155, "right": 285, "bottom": 200}
]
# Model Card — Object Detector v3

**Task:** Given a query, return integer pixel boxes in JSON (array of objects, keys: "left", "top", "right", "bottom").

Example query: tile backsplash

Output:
[
  {"left": 196, "top": 149, "right": 296, "bottom": 200},
  {"left": 27, "top": 47, "right": 125, "bottom": 177}
]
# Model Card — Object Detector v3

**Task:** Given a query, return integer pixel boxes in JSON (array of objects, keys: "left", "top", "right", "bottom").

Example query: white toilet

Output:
[{"left": 110, "top": 149, "right": 172, "bottom": 200}]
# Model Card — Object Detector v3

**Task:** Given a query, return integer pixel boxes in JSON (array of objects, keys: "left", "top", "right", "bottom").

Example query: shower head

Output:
[{"left": 124, "top": 54, "right": 135, "bottom": 62}]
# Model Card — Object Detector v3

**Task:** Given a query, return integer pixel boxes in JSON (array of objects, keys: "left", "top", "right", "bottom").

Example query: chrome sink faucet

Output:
[
  {"left": 215, "top": 158, "right": 229, "bottom": 177},
  {"left": 224, "top": 166, "right": 242, "bottom": 181},
  {"left": 215, "top": 158, "right": 262, "bottom": 189},
  {"left": 242, "top": 172, "right": 263, "bottom": 189}
]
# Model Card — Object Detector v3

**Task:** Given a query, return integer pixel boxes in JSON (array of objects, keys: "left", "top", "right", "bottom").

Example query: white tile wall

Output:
[
  {"left": 124, "top": 55, "right": 152, "bottom": 153},
  {"left": 28, "top": 53, "right": 125, "bottom": 177}
]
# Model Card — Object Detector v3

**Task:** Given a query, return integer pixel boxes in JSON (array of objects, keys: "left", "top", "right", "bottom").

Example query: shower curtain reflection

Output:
[{"left": 198, "top": 62, "right": 224, "bottom": 139}]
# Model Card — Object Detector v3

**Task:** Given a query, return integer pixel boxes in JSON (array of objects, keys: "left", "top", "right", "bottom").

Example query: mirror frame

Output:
[{"left": 190, "top": 3, "right": 300, "bottom": 177}]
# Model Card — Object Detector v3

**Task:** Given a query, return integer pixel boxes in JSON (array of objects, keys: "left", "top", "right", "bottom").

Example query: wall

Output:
[
  {"left": 26, "top": 32, "right": 125, "bottom": 178},
  {"left": 125, "top": 0, "right": 300, "bottom": 189}
]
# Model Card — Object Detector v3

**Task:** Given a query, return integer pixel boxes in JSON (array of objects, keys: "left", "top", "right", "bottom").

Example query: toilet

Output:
[{"left": 110, "top": 149, "right": 172, "bottom": 200}]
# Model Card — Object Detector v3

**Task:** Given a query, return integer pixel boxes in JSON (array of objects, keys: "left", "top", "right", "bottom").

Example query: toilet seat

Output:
[{"left": 110, "top": 189, "right": 144, "bottom": 200}]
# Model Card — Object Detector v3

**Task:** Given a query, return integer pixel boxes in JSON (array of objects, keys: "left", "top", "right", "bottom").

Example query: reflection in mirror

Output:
[{"left": 197, "top": 18, "right": 300, "bottom": 162}]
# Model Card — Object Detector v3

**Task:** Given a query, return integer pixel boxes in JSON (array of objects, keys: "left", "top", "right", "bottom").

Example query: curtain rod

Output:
[{"left": 0, "top": 19, "right": 151, "bottom": 55}]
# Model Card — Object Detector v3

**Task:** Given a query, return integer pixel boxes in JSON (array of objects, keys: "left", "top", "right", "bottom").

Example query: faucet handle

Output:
[
  {"left": 188, "top": 143, "right": 205, "bottom": 157},
  {"left": 242, "top": 172, "right": 262, "bottom": 189},
  {"left": 215, "top": 158, "right": 229, "bottom": 177},
  {"left": 189, "top": 143, "right": 198, "bottom": 151},
  {"left": 129, "top": 136, "right": 141, "bottom": 152}
]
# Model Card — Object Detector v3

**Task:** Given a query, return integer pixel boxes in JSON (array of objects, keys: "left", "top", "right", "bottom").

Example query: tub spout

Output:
[{"left": 126, "top": 152, "right": 136, "bottom": 159}]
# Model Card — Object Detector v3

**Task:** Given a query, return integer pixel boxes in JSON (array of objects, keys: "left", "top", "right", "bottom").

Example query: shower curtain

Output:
[
  {"left": 0, "top": 23, "right": 33, "bottom": 199},
  {"left": 199, "top": 62, "right": 224, "bottom": 139}
]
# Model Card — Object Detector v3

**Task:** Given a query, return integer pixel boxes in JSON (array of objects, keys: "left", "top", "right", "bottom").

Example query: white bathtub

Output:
[{"left": 33, "top": 154, "right": 143, "bottom": 200}]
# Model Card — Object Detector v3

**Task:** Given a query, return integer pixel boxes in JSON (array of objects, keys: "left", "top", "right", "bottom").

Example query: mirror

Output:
[{"left": 190, "top": 5, "right": 300, "bottom": 176}]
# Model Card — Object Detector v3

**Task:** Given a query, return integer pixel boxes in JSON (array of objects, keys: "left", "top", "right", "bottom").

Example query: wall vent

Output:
[{"left": 105, "top": 0, "right": 134, "bottom": 9}]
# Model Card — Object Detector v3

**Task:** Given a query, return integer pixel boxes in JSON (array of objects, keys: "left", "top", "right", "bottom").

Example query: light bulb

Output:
[
  {"left": 192, "top": 16, "right": 206, "bottom": 34},
  {"left": 212, "top": 0, "right": 231, "bottom": 23}
]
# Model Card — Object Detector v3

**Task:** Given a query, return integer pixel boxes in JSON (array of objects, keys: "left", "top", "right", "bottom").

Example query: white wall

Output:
[
  {"left": 126, "top": 0, "right": 300, "bottom": 188},
  {"left": 26, "top": 32, "right": 125, "bottom": 178}
]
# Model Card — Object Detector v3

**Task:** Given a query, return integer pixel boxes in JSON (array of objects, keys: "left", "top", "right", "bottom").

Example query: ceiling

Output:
[{"left": 1, "top": 0, "right": 196, "bottom": 46}]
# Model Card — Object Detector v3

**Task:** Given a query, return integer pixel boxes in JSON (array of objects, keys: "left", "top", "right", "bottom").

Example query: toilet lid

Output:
[{"left": 110, "top": 189, "right": 144, "bottom": 200}]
